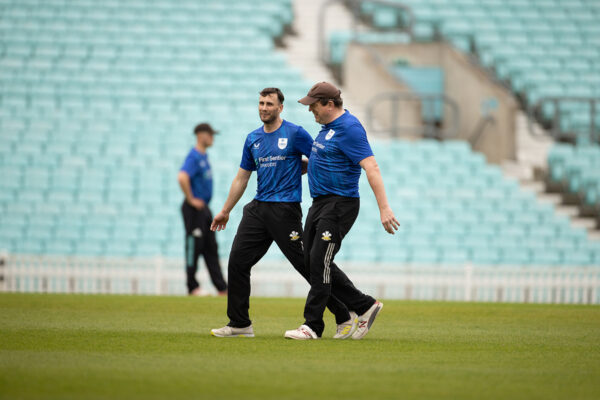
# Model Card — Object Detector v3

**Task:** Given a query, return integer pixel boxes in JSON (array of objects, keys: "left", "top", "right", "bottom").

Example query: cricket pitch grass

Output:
[{"left": 1, "top": 293, "right": 599, "bottom": 399}]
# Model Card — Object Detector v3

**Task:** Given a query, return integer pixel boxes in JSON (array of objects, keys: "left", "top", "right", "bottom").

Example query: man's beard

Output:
[{"left": 260, "top": 113, "right": 277, "bottom": 124}]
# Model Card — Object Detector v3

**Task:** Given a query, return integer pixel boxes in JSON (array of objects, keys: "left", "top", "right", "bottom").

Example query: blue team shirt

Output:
[
  {"left": 308, "top": 110, "right": 373, "bottom": 198},
  {"left": 180, "top": 148, "right": 213, "bottom": 204},
  {"left": 240, "top": 120, "right": 314, "bottom": 202}
]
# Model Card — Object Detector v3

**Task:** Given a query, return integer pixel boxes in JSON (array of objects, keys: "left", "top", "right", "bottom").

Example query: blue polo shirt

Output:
[
  {"left": 308, "top": 110, "right": 373, "bottom": 198},
  {"left": 180, "top": 148, "right": 213, "bottom": 204},
  {"left": 240, "top": 120, "right": 313, "bottom": 202}
]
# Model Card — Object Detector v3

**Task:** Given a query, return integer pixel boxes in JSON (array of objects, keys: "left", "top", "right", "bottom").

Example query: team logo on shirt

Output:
[
  {"left": 321, "top": 231, "right": 332, "bottom": 241},
  {"left": 192, "top": 228, "right": 202, "bottom": 238},
  {"left": 289, "top": 231, "right": 300, "bottom": 241},
  {"left": 325, "top": 129, "right": 335, "bottom": 140},
  {"left": 278, "top": 138, "right": 288, "bottom": 149},
  {"left": 254, "top": 143, "right": 260, "bottom": 149}
]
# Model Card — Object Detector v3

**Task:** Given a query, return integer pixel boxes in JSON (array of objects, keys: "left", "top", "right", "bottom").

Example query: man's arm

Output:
[
  {"left": 301, "top": 157, "right": 308, "bottom": 175},
  {"left": 177, "top": 171, "right": 205, "bottom": 210},
  {"left": 359, "top": 156, "right": 400, "bottom": 234},
  {"left": 211, "top": 168, "right": 252, "bottom": 231}
]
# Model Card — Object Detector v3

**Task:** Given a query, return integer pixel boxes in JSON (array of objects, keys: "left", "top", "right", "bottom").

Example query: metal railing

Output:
[
  {"left": 365, "top": 91, "right": 460, "bottom": 139},
  {"left": 527, "top": 97, "right": 600, "bottom": 144},
  {"left": 318, "top": 0, "right": 415, "bottom": 65}
]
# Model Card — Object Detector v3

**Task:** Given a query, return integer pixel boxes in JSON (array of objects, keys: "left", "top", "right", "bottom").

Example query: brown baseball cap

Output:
[
  {"left": 193, "top": 122, "right": 218, "bottom": 135},
  {"left": 298, "top": 82, "right": 342, "bottom": 105}
]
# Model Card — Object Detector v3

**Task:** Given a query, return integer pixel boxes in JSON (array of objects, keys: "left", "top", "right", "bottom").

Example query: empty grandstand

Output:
[{"left": 1, "top": 0, "right": 599, "bottom": 302}]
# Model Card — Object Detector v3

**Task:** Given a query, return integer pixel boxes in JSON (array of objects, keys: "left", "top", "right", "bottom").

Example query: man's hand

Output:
[
  {"left": 211, "top": 210, "right": 230, "bottom": 231},
  {"left": 301, "top": 158, "right": 308, "bottom": 175},
  {"left": 380, "top": 205, "right": 400, "bottom": 234},
  {"left": 359, "top": 156, "right": 400, "bottom": 235},
  {"left": 189, "top": 197, "right": 205, "bottom": 210}
]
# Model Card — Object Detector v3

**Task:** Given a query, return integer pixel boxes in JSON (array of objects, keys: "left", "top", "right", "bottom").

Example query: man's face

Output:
[
  {"left": 258, "top": 93, "right": 282, "bottom": 124},
  {"left": 308, "top": 100, "right": 330, "bottom": 125},
  {"left": 196, "top": 131, "right": 214, "bottom": 148}
]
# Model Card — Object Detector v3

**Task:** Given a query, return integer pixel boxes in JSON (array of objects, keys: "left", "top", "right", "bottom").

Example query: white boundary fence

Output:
[{"left": 1, "top": 253, "right": 599, "bottom": 304}]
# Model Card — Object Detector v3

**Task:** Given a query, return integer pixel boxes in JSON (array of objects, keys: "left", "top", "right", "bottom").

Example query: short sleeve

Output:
[
  {"left": 338, "top": 123, "right": 373, "bottom": 164},
  {"left": 294, "top": 126, "right": 314, "bottom": 157},
  {"left": 239, "top": 136, "right": 256, "bottom": 171},
  {"left": 180, "top": 151, "right": 200, "bottom": 176}
]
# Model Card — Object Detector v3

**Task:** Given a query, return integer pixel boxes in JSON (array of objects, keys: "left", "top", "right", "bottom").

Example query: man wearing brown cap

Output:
[
  {"left": 285, "top": 82, "right": 400, "bottom": 340},
  {"left": 178, "top": 123, "right": 227, "bottom": 296}
]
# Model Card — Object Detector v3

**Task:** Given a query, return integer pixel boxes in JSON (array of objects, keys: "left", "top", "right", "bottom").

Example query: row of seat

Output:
[
  {"left": 548, "top": 144, "right": 600, "bottom": 207},
  {"left": 1, "top": 29, "right": 282, "bottom": 44},
  {"left": 1, "top": 2, "right": 292, "bottom": 29},
  {"left": 379, "top": 0, "right": 600, "bottom": 13},
  {"left": 2, "top": 46, "right": 288, "bottom": 63},
  {"left": 3, "top": 230, "right": 599, "bottom": 266},
  {"left": 1, "top": 80, "right": 306, "bottom": 97},
  {"left": 1, "top": 0, "right": 291, "bottom": 13}
]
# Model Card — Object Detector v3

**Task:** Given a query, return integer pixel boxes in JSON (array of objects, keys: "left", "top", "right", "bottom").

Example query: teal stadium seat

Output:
[{"left": 548, "top": 144, "right": 600, "bottom": 208}]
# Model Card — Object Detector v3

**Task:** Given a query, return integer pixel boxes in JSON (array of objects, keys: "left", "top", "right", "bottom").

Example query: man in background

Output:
[{"left": 178, "top": 123, "right": 227, "bottom": 296}]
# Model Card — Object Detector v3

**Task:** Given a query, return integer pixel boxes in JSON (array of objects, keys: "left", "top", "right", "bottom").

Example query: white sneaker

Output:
[
  {"left": 352, "top": 301, "right": 383, "bottom": 340},
  {"left": 333, "top": 311, "right": 358, "bottom": 339},
  {"left": 210, "top": 325, "right": 254, "bottom": 338},
  {"left": 284, "top": 324, "right": 319, "bottom": 340}
]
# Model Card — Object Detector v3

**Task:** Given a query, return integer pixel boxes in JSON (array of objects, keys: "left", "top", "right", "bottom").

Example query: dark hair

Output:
[
  {"left": 259, "top": 87, "right": 285, "bottom": 104},
  {"left": 194, "top": 122, "right": 216, "bottom": 135},
  {"left": 318, "top": 97, "right": 343, "bottom": 108}
]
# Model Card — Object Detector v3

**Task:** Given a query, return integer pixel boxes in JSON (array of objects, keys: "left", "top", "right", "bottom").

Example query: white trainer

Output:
[
  {"left": 333, "top": 311, "right": 358, "bottom": 339},
  {"left": 352, "top": 301, "right": 383, "bottom": 340},
  {"left": 210, "top": 325, "right": 254, "bottom": 338},
  {"left": 284, "top": 324, "right": 319, "bottom": 340}
]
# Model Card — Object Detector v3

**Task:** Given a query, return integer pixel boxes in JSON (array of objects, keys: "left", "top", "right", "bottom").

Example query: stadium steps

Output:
[
  {"left": 501, "top": 113, "right": 599, "bottom": 234},
  {"left": 517, "top": 180, "right": 599, "bottom": 236},
  {"left": 543, "top": 143, "right": 600, "bottom": 229},
  {"left": 507, "top": 111, "right": 553, "bottom": 180}
]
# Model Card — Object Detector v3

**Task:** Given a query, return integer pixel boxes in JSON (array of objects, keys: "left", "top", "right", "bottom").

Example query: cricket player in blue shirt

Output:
[
  {"left": 285, "top": 82, "right": 400, "bottom": 340},
  {"left": 210, "top": 88, "right": 357, "bottom": 338},
  {"left": 178, "top": 123, "right": 227, "bottom": 296}
]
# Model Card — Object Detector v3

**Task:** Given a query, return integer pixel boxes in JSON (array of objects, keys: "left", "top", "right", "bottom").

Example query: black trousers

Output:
[
  {"left": 181, "top": 201, "right": 227, "bottom": 293},
  {"left": 227, "top": 200, "right": 352, "bottom": 328},
  {"left": 303, "top": 195, "right": 376, "bottom": 336}
]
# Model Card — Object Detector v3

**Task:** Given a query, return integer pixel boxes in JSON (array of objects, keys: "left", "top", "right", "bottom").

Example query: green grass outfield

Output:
[{"left": 1, "top": 293, "right": 599, "bottom": 400}]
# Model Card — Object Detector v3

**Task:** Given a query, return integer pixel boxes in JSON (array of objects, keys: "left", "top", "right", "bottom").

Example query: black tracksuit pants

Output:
[
  {"left": 181, "top": 201, "right": 227, "bottom": 293},
  {"left": 226, "top": 199, "right": 352, "bottom": 328},
  {"left": 303, "top": 195, "right": 376, "bottom": 336}
]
